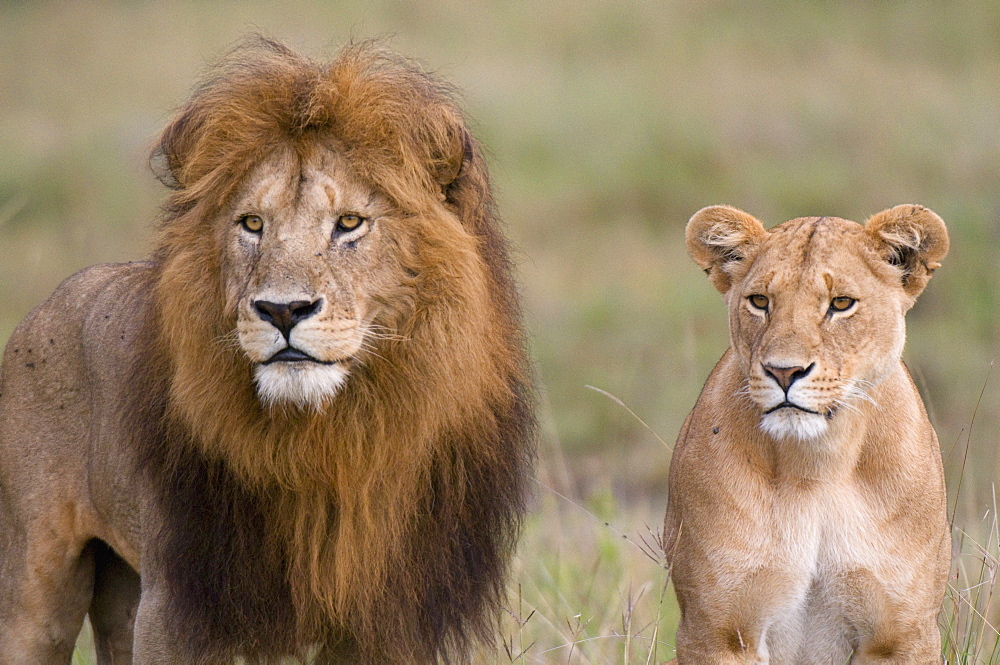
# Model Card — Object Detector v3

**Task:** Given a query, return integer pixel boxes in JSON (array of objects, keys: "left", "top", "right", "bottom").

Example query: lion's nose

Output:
[
  {"left": 762, "top": 363, "right": 814, "bottom": 393},
  {"left": 253, "top": 299, "right": 322, "bottom": 339}
]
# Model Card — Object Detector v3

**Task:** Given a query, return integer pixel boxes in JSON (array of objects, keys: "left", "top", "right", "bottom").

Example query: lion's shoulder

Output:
[
  {"left": 5, "top": 262, "right": 156, "bottom": 356},
  {"left": 2, "top": 261, "right": 160, "bottom": 429}
]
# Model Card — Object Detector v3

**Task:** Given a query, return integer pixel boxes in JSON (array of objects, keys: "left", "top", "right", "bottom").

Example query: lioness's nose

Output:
[
  {"left": 253, "top": 299, "right": 322, "bottom": 339},
  {"left": 762, "top": 363, "right": 814, "bottom": 393}
]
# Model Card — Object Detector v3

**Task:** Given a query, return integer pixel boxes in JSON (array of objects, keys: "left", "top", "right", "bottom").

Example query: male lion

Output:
[
  {"left": 0, "top": 38, "right": 535, "bottom": 665},
  {"left": 663, "top": 205, "right": 950, "bottom": 663}
]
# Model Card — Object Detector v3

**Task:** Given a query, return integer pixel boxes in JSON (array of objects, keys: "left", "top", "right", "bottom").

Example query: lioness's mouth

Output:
[
  {"left": 263, "top": 348, "right": 334, "bottom": 365},
  {"left": 764, "top": 401, "right": 823, "bottom": 416}
]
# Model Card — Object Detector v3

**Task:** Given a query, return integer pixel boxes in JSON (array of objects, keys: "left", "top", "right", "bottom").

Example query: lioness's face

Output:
[
  {"left": 223, "top": 146, "right": 413, "bottom": 409},
  {"left": 728, "top": 218, "right": 906, "bottom": 440}
]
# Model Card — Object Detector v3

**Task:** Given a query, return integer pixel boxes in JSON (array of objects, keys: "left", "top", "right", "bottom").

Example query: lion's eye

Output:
[
  {"left": 240, "top": 215, "right": 264, "bottom": 234},
  {"left": 336, "top": 214, "right": 366, "bottom": 233},
  {"left": 748, "top": 294, "right": 769, "bottom": 311},
  {"left": 830, "top": 296, "right": 856, "bottom": 312}
]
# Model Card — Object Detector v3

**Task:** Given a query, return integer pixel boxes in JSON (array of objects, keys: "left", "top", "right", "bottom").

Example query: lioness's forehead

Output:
[
  {"left": 746, "top": 217, "right": 873, "bottom": 287},
  {"left": 768, "top": 216, "right": 861, "bottom": 251}
]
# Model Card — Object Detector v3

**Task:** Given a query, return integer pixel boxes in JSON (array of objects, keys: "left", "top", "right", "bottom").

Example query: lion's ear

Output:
[
  {"left": 686, "top": 205, "right": 768, "bottom": 294},
  {"left": 431, "top": 123, "right": 472, "bottom": 191},
  {"left": 434, "top": 120, "right": 495, "bottom": 233},
  {"left": 150, "top": 107, "right": 203, "bottom": 190},
  {"left": 864, "top": 204, "right": 948, "bottom": 297}
]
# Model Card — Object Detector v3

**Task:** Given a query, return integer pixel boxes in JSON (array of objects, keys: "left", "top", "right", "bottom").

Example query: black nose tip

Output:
[
  {"left": 762, "top": 362, "right": 814, "bottom": 393},
  {"left": 253, "top": 299, "right": 322, "bottom": 339}
]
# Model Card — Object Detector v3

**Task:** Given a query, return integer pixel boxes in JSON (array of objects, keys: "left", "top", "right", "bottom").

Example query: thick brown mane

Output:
[{"left": 137, "top": 36, "right": 535, "bottom": 664}]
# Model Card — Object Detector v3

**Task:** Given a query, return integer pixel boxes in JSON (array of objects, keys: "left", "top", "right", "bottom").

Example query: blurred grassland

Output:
[{"left": 2, "top": 1, "right": 999, "bottom": 662}]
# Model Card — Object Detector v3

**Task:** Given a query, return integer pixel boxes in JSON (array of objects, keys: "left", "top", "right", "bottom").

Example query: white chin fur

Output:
[
  {"left": 760, "top": 408, "right": 829, "bottom": 440},
  {"left": 254, "top": 362, "right": 348, "bottom": 410}
]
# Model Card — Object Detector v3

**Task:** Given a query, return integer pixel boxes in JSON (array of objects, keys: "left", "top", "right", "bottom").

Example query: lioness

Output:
[{"left": 663, "top": 205, "right": 950, "bottom": 663}]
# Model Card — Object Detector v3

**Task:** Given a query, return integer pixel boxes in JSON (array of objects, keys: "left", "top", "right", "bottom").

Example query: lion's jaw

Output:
[
  {"left": 253, "top": 362, "right": 349, "bottom": 410},
  {"left": 226, "top": 147, "right": 405, "bottom": 410}
]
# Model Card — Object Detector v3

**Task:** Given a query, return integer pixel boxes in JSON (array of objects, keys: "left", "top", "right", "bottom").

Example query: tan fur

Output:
[
  {"left": 664, "top": 205, "right": 950, "bottom": 663},
  {"left": 0, "top": 37, "right": 534, "bottom": 665}
]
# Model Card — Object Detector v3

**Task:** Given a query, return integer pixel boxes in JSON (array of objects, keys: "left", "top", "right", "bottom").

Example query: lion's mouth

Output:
[{"left": 262, "top": 347, "right": 334, "bottom": 365}]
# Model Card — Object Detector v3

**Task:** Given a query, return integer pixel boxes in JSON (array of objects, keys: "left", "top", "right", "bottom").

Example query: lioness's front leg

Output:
[
  {"left": 672, "top": 589, "right": 770, "bottom": 663},
  {"left": 848, "top": 615, "right": 943, "bottom": 665},
  {"left": 674, "top": 626, "right": 769, "bottom": 665}
]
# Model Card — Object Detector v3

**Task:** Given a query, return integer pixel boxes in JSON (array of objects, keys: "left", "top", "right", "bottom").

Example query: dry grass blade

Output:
[{"left": 585, "top": 385, "right": 672, "bottom": 452}]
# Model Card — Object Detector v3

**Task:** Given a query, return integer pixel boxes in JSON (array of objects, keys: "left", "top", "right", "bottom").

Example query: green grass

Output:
[{"left": 944, "top": 508, "right": 1000, "bottom": 663}]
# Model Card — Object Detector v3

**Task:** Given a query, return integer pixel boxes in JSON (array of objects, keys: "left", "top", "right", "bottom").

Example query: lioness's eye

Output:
[
  {"left": 239, "top": 215, "right": 264, "bottom": 234},
  {"left": 336, "top": 214, "right": 365, "bottom": 233},
  {"left": 830, "top": 296, "right": 856, "bottom": 312},
  {"left": 748, "top": 294, "right": 769, "bottom": 311}
]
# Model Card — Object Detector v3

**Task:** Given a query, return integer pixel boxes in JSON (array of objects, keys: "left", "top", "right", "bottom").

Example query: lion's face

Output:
[
  {"left": 687, "top": 205, "right": 947, "bottom": 441},
  {"left": 222, "top": 145, "right": 413, "bottom": 409}
]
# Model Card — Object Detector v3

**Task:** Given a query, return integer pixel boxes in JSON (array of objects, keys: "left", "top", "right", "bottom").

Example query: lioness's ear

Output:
[
  {"left": 686, "top": 205, "right": 768, "bottom": 294},
  {"left": 864, "top": 204, "right": 948, "bottom": 297}
]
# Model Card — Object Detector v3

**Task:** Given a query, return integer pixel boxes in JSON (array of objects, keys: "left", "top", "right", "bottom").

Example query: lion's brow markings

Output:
[
  {"left": 257, "top": 172, "right": 288, "bottom": 212},
  {"left": 293, "top": 161, "right": 309, "bottom": 206}
]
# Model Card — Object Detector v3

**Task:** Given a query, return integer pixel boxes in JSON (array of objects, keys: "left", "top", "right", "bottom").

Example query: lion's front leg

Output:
[
  {"left": 0, "top": 516, "right": 95, "bottom": 665},
  {"left": 133, "top": 579, "right": 213, "bottom": 665}
]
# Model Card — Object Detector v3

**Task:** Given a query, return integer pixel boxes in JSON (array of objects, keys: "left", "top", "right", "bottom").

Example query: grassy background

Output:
[{"left": 1, "top": 2, "right": 998, "bottom": 662}]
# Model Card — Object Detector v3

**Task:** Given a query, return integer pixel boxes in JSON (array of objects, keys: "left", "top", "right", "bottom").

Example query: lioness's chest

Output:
[
  {"left": 764, "top": 481, "right": 879, "bottom": 570},
  {"left": 757, "top": 481, "right": 903, "bottom": 605}
]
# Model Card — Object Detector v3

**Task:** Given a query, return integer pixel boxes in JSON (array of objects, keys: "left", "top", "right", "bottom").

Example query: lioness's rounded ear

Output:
[
  {"left": 686, "top": 205, "right": 768, "bottom": 294},
  {"left": 864, "top": 204, "right": 948, "bottom": 297}
]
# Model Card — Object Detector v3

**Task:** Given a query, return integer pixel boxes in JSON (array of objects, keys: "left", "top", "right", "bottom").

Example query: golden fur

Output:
[
  {"left": 663, "top": 205, "right": 950, "bottom": 663},
  {"left": 0, "top": 37, "right": 534, "bottom": 665}
]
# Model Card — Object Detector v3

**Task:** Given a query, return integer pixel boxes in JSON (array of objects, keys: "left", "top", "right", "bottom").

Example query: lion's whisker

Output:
[
  {"left": 357, "top": 342, "right": 391, "bottom": 363},
  {"left": 844, "top": 384, "right": 878, "bottom": 407},
  {"left": 214, "top": 329, "right": 243, "bottom": 351}
]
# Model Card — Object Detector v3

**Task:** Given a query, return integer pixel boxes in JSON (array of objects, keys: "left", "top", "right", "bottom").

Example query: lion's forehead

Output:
[{"left": 242, "top": 148, "right": 374, "bottom": 217}]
